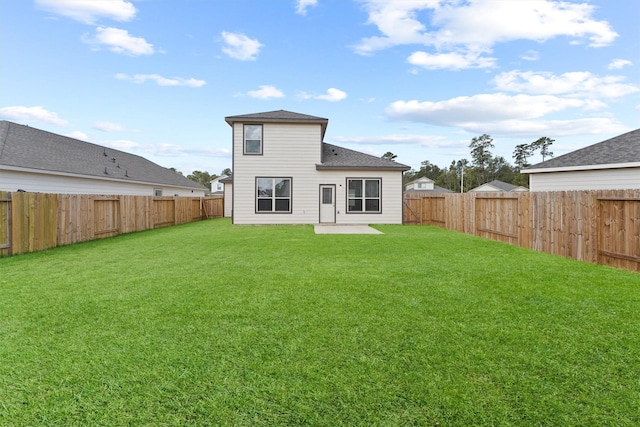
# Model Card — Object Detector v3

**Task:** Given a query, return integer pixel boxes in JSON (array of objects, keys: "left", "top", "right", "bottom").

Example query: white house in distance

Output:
[
  {"left": 405, "top": 177, "right": 453, "bottom": 194},
  {"left": 469, "top": 180, "right": 528, "bottom": 193},
  {"left": 0, "top": 120, "right": 207, "bottom": 196},
  {"left": 522, "top": 128, "right": 640, "bottom": 191},
  {"left": 224, "top": 110, "right": 410, "bottom": 225},
  {"left": 210, "top": 174, "right": 228, "bottom": 195}
]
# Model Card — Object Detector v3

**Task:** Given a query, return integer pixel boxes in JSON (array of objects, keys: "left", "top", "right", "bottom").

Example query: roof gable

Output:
[
  {"left": 0, "top": 121, "right": 206, "bottom": 190},
  {"left": 524, "top": 128, "right": 640, "bottom": 171},
  {"left": 225, "top": 109, "right": 329, "bottom": 138}
]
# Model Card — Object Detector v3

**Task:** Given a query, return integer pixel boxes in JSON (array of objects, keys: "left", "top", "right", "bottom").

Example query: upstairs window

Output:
[
  {"left": 244, "top": 124, "right": 262, "bottom": 155},
  {"left": 256, "top": 178, "right": 291, "bottom": 213},
  {"left": 347, "top": 178, "right": 381, "bottom": 213}
]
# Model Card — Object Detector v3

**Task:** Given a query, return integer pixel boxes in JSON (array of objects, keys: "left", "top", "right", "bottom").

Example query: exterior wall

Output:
[
  {"left": 232, "top": 122, "right": 322, "bottom": 225},
  {"left": 528, "top": 167, "right": 640, "bottom": 191},
  {"left": 406, "top": 178, "right": 435, "bottom": 191},
  {"left": 223, "top": 182, "right": 233, "bottom": 217},
  {"left": 231, "top": 122, "right": 404, "bottom": 224},
  {"left": 317, "top": 169, "right": 405, "bottom": 225},
  {"left": 0, "top": 169, "right": 205, "bottom": 196}
]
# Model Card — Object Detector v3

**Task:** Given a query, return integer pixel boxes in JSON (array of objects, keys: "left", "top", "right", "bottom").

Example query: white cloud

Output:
[
  {"left": 221, "top": 31, "right": 263, "bottom": 61},
  {"left": 247, "top": 85, "right": 285, "bottom": 99},
  {"left": 295, "top": 0, "right": 318, "bottom": 15},
  {"left": 83, "top": 27, "right": 154, "bottom": 56},
  {"left": 493, "top": 70, "right": 639, "bottom": 99},
  {"left": 0, "top": 106, "right": 68, "bottom": 126},
  {"left": 354, "top": 0, "right": 617, "bottom": 64},
  {"left": 93, "top": 121, "right": 126, "bottom": 132},
  {"left": 332, "top": 134, "right": 461, "bottom": 148},
  {"left": 115, "top": 73, "right": 206, "bottom": 87},
  {"left": 35, "top": 0, "right": 136, "bottom": 24},
  {"left": 520, "top": 50, "right": 540, "bottom": 61},
  {"left": 456, "top": 118, "right": 629, "bottom": 137},
  {"left": 408, "top": 50, "right": 495, "bottom": 70},
  {"left": 385, "top": 93, "right": 603, "bottom": 125},
  {"left": 68, "top": 131, "right": 89, "bottom": 140},
  {"left": 314, "top": 88, "right": 348, "bottom": 102},
  {"left": 608, "top": 59, "right": 633, "bottom": 70}
]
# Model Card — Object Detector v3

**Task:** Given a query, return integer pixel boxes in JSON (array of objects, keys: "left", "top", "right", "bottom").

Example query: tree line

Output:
[
  {"left": 170, "top": 168, "right": 232, "bottom": 189},
  {"left": 395, "top": 135, "right": 554, "bottom": 192}
]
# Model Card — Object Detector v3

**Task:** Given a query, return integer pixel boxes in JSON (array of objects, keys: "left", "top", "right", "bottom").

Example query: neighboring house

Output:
[
  {"left": 405, "top": 177, "right": 453, "bottom": 194},
  {"left": 224, "top": 110, "right": 410, "bottom": 225},
  {"left": 0, "top": 121, "right": 207, "bottom": 196},
  {"left": 522, "top": 129, "right": 640, "bottom": 191},
  {"left": 210, "top": 174, "right": 228, "bottom": 195},
  {"left": 469, "top": 180, "right": 529, "bottom": 193}
]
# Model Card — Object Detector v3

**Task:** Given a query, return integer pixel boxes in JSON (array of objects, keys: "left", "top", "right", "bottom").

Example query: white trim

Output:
[{"left": 523, "top": 162, "right": 640, "bottom": 174}]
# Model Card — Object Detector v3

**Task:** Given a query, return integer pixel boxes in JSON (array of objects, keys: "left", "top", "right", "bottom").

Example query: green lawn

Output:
[{"left": 1, "top": 219, "right": 639, "bottom": 426}]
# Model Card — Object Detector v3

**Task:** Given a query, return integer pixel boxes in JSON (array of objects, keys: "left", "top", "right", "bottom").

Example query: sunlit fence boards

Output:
[
  {"left": 404, "top": 190, "right": 640, "bottom": 273},
  {"left": 0, "top": 193, "right": 223, "bottom": 256}
]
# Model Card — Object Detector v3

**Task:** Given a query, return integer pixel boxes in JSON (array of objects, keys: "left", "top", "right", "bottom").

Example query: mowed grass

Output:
[{"left": 1, "top": 219, "right": 639, "bottom": 426}]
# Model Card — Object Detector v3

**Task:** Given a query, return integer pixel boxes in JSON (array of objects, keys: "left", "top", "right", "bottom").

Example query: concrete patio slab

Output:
[{"left": 314, "top": 224, "right": 383, "bottom": 234}]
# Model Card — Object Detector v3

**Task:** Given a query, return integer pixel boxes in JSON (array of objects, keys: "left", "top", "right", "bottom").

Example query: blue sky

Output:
[{"left": 1, "top": 0, "right": 638, "bottom": 176}]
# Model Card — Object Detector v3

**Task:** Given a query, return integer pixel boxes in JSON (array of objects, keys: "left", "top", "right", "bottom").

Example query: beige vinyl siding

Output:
[
  {"left": 232, "top": 122, "right": 405, "bottom": 224},
  {"left": 318, "top": 169, "right": 405, "bottom": 224},
  {"left": 529, "top": 167, "right": 640, "bottom": 191},
  {"left": 232, "top": 122, "right": 323, "bottom": 225},
  {"left": 223, "top": 183, "right": 233, "bottom": 217},
  {"left": 0, "top": 169, "right": 205, "bottom": 196}
]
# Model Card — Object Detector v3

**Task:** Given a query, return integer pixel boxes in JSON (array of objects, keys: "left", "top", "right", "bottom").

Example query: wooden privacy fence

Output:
[
  {"left": 0, "top": 192, "right": 223, "bottom": 256},
  {"left": 404, "top": 190, "right": 640, "bottom": 273}
]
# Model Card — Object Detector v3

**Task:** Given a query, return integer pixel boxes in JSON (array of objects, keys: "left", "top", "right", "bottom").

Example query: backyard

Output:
[{"left": 0, "top": 219, "right": 638, "bottom": 426}]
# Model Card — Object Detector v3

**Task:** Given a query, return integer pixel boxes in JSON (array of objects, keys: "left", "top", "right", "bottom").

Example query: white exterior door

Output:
[{"left": 319, "top": 185, "right": 335, "bottom": 223}]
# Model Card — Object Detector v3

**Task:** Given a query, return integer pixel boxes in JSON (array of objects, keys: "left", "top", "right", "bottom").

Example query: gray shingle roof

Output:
[
  {"left": 524, "top": 128, "right": 640, "bottom": 171},
  {"left": 0, "top": 121, "right": 206, "bottom": 190},
  {"left": 318, "top": 143, "right": 411, "bottom": 171},
  {"left": 405, "top": 186, "right": 453, "bottom": 194},
  {"left": 486, "top": 180, "right": 519, "bottom": 191},
  {"left": 225, "top": 109, "right": 329, "bottom": 138}
]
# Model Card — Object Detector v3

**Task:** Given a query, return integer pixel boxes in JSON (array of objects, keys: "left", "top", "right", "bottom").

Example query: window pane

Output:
[
  {"left": 322, "top": 187, "right": 332, "bottom": 204},
  {"left": 365, "top": 199, "right": 380, "bottom": 212},
  {"left": 348, "top": 180, "right": 362, "bottom": 198},
  {"left": 257, "top": 199, "right": 272, "bottom": 211},
  {"left": 245, "top": 125, "right": 262, "bottom": 140},
  {"left": 245, "top": 140, "right": 261, "bottom": 153},
  {"left": 244, "top": 125, "right": 262, "bottom": 154},
  {"left": 275, "top": 179, "right": 290, "bottom": 197},
  {"left": 257, "top": 178, "right": 272, "bottom": 197},
  {"left": 365, "top": 180, "right": 379, "bottom": 197},
  {"left": 348, "top": 199, "right": 362, "bottom": 212},
  {"left": 275, "top": 199, "right": 290, "bottom": 211}
]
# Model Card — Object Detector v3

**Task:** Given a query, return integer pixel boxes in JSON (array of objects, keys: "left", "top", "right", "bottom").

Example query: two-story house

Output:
[{"left": 225, "top": 110, "right": 410, "bottom": 225}]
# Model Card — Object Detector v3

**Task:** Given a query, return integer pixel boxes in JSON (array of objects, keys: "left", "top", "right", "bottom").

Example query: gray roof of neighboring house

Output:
[
  {"left": 225, "top": 109, "right": 329, "bottom": 139},
  {"left": 524, "top": 128, "right": 640, "bottom": 171},
  {"left": 485, "top": 180, "right": 520, "bottom": 191},
  {"left": 0, "top": 120, "right": 206, "bottom": 190},
  {"left": 318, "top": 143, "right": 411, "bottom": 171},
  {"left": 405, "top": 186, "right": 453, "bottom": 194}
]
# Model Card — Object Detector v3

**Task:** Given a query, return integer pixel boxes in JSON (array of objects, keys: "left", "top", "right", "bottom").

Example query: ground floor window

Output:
[
  {"left": 256, "top": 177, "right": 291, "bottom": 213},
  {"left": 347, "top": 178, "right": 381, "bottom": 213}
]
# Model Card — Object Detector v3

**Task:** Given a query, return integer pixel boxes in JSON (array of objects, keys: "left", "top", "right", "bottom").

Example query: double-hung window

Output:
[
  {"left": 256, "top": 178, "right": 291, "bottom": 213},
  {"left": 244, "top": 124, "right": 262, "bottom": 154},
  {"left": 347, "top": 178, "right": 381, "bottom": 213}
]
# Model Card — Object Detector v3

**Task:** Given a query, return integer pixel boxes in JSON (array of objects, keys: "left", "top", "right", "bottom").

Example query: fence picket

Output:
[{"left": 404, "top": 190, "right": 640, "bottom": 273}]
